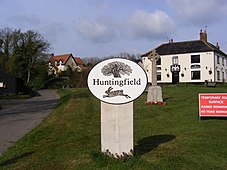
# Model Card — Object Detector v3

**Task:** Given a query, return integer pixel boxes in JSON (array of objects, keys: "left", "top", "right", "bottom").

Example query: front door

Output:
[
  {"left": 172, "top": 72, "right": 179, "bottom": 84},
  {"left": 170, "top": 64, "right": 180, "bottom": 84}
]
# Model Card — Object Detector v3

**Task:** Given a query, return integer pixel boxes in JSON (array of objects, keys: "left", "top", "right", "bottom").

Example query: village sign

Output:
[
  {"left": 88, "top": 58, "right": 148, "bottom": 157},
  {"left": 88, "top": 58, "right": 148, "bottom": 105}
]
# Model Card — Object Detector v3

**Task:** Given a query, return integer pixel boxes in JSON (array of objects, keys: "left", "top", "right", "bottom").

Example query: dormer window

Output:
[
  {"left": 59, "top": 60, "right": 62, "bottom": 65},
  {"left": 54, "top": 61, "right": 57, "bottom": 66}
]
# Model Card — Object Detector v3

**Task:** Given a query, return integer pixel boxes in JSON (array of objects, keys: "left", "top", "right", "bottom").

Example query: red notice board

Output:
[{"left": 199, "top": 93, "right": 227, "bottom": 117}]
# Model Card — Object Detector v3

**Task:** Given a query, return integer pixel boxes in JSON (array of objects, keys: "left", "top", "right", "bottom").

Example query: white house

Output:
[
  {"left": 141, "top": 30, "right": 227, "bottom": 84},
  {"left": 48, "top": 53, "right": 85, "bottom": 75}
]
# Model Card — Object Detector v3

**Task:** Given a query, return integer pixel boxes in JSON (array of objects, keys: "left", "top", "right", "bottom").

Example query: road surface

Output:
[{"left": 0, "top": 89, "right": 59, "bottom": 155}]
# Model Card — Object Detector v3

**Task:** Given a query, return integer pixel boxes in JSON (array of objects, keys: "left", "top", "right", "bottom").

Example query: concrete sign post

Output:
[
  {"left": 88, "top": 58, "right": 147, "bottom": 157},
  {"left": 101, "top": 102, "right": 133, "bottom": 157}
]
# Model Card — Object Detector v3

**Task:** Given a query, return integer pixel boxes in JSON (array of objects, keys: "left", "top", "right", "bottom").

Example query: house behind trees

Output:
[{"left": 48, "top": 53, "right": 85, "bottom": 75}]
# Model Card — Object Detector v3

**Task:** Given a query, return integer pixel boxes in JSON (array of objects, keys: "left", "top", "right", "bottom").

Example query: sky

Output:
[{"left": 1, "top": 0, "right": 227, "bottom": 58}]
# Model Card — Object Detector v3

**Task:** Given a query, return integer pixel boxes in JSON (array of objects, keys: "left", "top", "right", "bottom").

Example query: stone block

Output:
[{"left": 147, "top": 86, "right": 163, "bottom": 103}]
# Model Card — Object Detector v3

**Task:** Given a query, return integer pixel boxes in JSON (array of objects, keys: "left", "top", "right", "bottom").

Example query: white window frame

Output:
[{"left": 172, "top": 56, "right": 178, "bottom": 65}]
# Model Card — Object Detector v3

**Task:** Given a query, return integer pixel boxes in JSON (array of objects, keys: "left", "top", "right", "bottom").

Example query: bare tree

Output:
[{"left": 83, "top": 57, "right": 102, "bottom": 66}]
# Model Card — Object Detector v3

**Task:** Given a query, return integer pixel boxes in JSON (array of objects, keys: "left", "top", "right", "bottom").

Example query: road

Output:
[{"left": 0, "top": 89, "right": 59, "bottom": 155}]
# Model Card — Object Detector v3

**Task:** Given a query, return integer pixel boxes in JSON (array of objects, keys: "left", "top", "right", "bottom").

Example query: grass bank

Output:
[{"left": 0, "top": 85, "right": 227, "bottom": 169}]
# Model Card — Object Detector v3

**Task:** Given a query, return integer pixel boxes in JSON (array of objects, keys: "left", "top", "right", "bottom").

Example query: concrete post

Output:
[{"left": 101, "top": 101, "right": 133, "bottom": 157}]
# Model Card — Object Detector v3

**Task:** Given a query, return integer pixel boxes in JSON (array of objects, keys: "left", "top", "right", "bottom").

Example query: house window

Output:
[
  {"left": 172, "top": 56, "right": 178, "bottom": 65},
  {"left": 217, "top": 55, "right": 220, "bottom": 64},
  {"left": 191, "top": 55, "right": 200, "bottom": 63},
  {"left": 222, "top": 57, "right": 224, "bottom": 66},
  {"left": 191, "top": 71, "right": 200, "bottom": 80},
  {"left": 157, "top": 72, "right": 161, "bottom": 81},
  {"left": 157, "top": 67, "right": 161, "bottom": 70},
  {"left": 217, "top": 70, "right": 220, "bottom": 80},
  {"left": 222, "top": 71, "right": 225, "bottom": 82},
  {"left": 156, "top": 58, "right": 161, "bottom": 65}
]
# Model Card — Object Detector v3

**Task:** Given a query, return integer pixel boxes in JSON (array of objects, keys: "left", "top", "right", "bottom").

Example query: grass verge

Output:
[{"left": 0, "top": 85, "right": 227, "bottom": 169}]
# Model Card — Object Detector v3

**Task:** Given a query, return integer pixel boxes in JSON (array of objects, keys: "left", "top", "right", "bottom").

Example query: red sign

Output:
[{"left": 199, "top": 93, "right": 227, "bottom": 117}]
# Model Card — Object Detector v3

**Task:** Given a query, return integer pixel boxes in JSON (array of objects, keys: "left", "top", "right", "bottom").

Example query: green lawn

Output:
[{"left": 0, "top": 85, "right": 227, "bottom": 170}]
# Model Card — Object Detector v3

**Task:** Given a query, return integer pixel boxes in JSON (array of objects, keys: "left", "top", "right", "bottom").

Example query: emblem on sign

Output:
[
  {"left": 103, "top": 86, "right": 131, "bottom": 99},
  {"left": 87, "top": 58, "right": 147, "bottom": 104},
  {"left": 170, "top": 64, "right": 180, "bottom": 72},
  {"left": 101, "top": 61, "right": 132, "bottom": 78}
]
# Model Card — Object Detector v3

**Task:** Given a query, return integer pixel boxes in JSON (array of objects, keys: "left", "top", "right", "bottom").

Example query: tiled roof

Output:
[
  {"left": 74, "top": 57, "right": 85, "bottom": 65},
  {"left": 141, "top": 40, "right": 227, "bottom": 57},
  {"left": 50, "top": 54, "right": 72, "bottom": 65},
  {"left": 50, "top": 54, "right": 85, "bottom": 66}
]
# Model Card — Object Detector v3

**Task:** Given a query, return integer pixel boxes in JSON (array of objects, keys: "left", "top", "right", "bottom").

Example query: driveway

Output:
[{"left": 0, "top": 89, "right": 59, "bottom": 155}]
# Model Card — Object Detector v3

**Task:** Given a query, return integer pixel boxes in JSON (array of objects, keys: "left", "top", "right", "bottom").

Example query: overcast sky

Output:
[{"left": 1, "top": 0, "right": 227, "bottom": 58}]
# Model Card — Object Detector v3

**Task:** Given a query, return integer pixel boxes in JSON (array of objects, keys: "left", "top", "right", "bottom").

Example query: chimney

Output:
[
  {"left": 216, "top": 42, "right": 220, "bottom": 49},
  {"left": 169, "top": 39, "right": 174, "bottom": 43},
  {"left": 200, "top": 29, "right": 207, "bottom": 42}
]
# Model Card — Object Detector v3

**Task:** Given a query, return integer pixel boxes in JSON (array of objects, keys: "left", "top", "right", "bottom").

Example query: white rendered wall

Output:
[
  {"left": 142, "top": 57, "right": 152, "bottom": 83},
  {"left": 177, "top": 52, "right": 214, "bottom": 83},
  {"left": 142, "top": 51, "right": 218, "bottom": 83},
  {"left": 65, "top": 57, "right": 78, "bottom": 71},
  {"left": 214, "top": 52, "right": 227, "bottom": 82}
]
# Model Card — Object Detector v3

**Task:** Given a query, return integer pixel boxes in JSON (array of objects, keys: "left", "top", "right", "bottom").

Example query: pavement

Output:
[{"left": 0, "top": 89, "right": 60, "bottom": 155}]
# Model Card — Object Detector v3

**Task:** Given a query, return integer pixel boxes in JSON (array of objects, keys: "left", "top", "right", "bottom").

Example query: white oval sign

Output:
[{"left": 87, "top": 58, "right": 148, "bottom": 104}]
